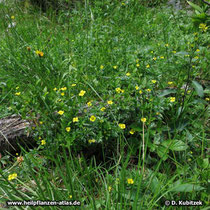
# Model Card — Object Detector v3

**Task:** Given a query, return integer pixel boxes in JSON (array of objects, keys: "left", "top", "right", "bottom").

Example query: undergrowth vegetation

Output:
[{"left": 0, "top": 0, "right": 209, "bottom": 209}]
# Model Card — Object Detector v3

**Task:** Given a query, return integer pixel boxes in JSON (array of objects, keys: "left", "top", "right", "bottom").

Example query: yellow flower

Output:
[
  {"left": 15, "top": 92, "right": 21, "bottom": 96},
  {"left": 61, "top": 92, "right": 65, "bottom": 96},
  {"left": 156, "top": 112, "right": 160, "bottom": 115},
  {"left": 88, "top": 139, "right": 96, "bottom": 144},
  {"left": 73, "top": 117, "right": 79, "bottom": 122},
  {"left": 129, "top": 129, "right": 135, "bottom": 135},
  {"left": 69, "top": 195, "right": 72, "bottom": 199},
  {"left": 187, "top": 90, "right": 191, "bottom": 94},
  {"left": 135, "top": 86, "right": 139, "bottom": 90},
  {"left": 66, "top": 127, "right": 71, "bottom": 132},
  {"left": 196, "top": 49, "right": 200, "bottom": 52},
  {"left": 139, "top": 90, "right": 143, "bottom": 94},
  {"left": 35, "top": 50, "right": 44, "bottom": 57},
  {"left": 199, "top": 23, "right": 208, "bottom": 32},
  {"left": 136, "top": 63, "right": 140, "bottom": 67},
  {"left": 87, "top": 101, "right": 92, "bottom": 107},
  {"left": 71, "top": 84, "right": 76, "bottom": 87},
  {"left": 8, "top": 173, "right": 17, "bottom": 181},
  {"left": 205, "top": 98, "right": 209, "bottom": 101},
  {"left": 146, "top": 64, "right": 150, "bottom": 68},
  {"left": 107, "top": 100, "right": 113, "bottom": 105},
  {"left": 100, "top": 65, "right": 104, "bottom": 70},
  {"left": 151, "top": 80, "right": 157, "bottom": 84},
  {"left": 168, "top": 81, "right": 173, "bottom": 85},
  {"left": 151, "top": 51, "right": 154, "bottom": 54},
  {"left": 127, "top": 178, "right": 134, "bottom": 184},
  {"left": 160, "top": 56, "right": 164, "bottom": 59},
  {"left": 165, "top": 44, "right": 169, "bottom": 47},
  {"left": 153, "top": 57, "right": 157, "bottom": 61},
  {"left": 58, "top": 110, "right": 64, "bottom": 115},
  {"left": 11, "top": 16, "right": 15, "bottom": 19},
  {"left": 79, "top": 90, "right": 86, "bottom": 96},
  {"left": 121, "top": 2, "right": 125, "bottom": 6},
  {"left": 194, "top": 56, "right": 199, "bottom": 59},
  {"left": 113, "top": 65, "right": 117, "bottom": 69},
  {"left": 100, "top": 107, "right": 106, "bottom": 111},
  {"left": 108, "top": 186, "right": 112, "bottom": 192},
  {"left": 90, "top": 115, "right": 96, "bottom": 122},
  {"left": 119, "top": 123, "right": 126, "bottom": 129},
  {"left": 172, "top": 51, "right": 176, "bottom": 54},
  {"left": 146, "top": 89, "right": 151, "bottom": 92},
  {"left": 39, "top": 121, "right": 43, "bottom": 125},
  {"left": 126, "top": 72, "right": 131, "bottom": 76},
  {"left": 41, "top": 140, "right": 46, "bottom": 145},
  {"left": 170, "top": 97, "right": 176, "bottom": 102},
  {"left": 116, "top": 87, "right": 122, "bottom": 93},
  {"left": 141, "top": 118, "right": 146, "bottom": 123},
  {"left": 61, "top": 87, "right": 67, "bottom": 91},
  {"left": 53, "top": 87, "right": 57, "bottom": 91},
  {"left": 16, "top": 86, "right": 19, "bottom": 90}
]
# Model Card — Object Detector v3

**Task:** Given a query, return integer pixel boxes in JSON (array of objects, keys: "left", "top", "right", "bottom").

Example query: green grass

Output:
[{"left": 0, "top": 0, "right": 209, "bottom": 209}]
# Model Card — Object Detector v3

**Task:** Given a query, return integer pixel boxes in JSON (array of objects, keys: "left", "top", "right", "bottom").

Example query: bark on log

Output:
[{"left": 0, "top": 115, "right": 33, "bottom": 152}]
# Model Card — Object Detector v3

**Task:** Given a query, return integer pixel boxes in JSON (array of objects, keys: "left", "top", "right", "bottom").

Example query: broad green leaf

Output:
[
  {"left": 156, "top": 146, "right": 169, "bottom": 161},
  {"left": 202, "top": 158, "right": 209, "bottom": 169},
  {"left": 187, "top": 1, "right": 203, "bottom": 13},
  {"left": 158, "top": 89, "right": 176, "bottom": 97},
  {"left": 147, "top": 141, "right": 156, "bottom": 152},
  {"left": 192, "top": 80, "right": 204, "bottom": 98},
  {"left": 197, "top": 158, "right": 203, "bottom": 166},
  {"left": 195, "top": 10, "right": 201, "bottom": 15},
  {"left": 149, "top": 172, "right": 160, "bottom": 193},
  {"left": 171, "top": 183, "right": 205, "bottom": 192},
  {"left": 176, "top": 121, "right": 189, "bottom": 132},
  {"left": 162, "top": 140, "right": 188, "bottom": 151}
]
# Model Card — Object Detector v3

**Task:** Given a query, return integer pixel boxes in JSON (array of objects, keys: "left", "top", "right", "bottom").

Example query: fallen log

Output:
[{"left": 0, "top": 115, "right": 33, "bottom": 152}]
